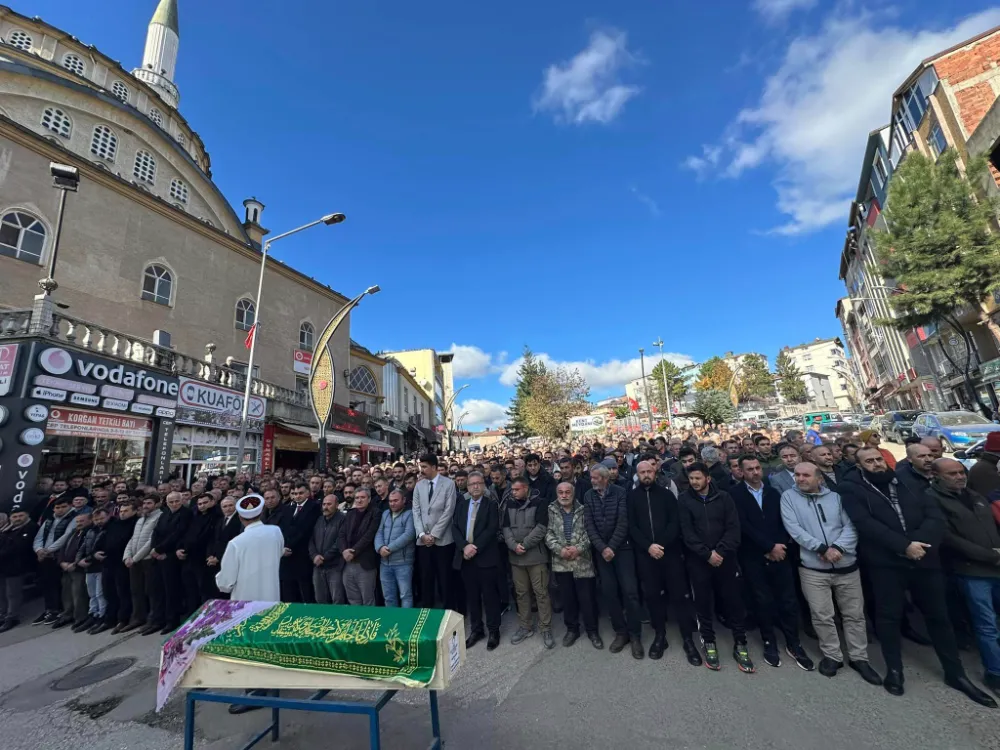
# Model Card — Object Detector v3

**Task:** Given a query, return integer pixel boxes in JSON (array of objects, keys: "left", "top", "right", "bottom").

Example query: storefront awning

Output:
[
  {"left": 272, "top": 420, "right": 366, "bottom": 448},
  {"left": 376, "top": 424, "right": 403, "bottom": 435},
  {"left": 362, "top": 437, "right": 396, "bottom": 453}
]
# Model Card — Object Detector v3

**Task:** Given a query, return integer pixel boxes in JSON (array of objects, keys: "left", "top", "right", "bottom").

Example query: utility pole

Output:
[
  {"left": 639, "top": 348, "right": 653, "bottom": 433},
  {"left": 653, "top": 337, "right": 672, "bottom": 426}
]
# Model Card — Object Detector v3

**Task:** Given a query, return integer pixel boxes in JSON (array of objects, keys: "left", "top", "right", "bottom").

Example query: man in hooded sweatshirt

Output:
[{"left": 839, "top": 447, "right": 996, "bottom": 707}]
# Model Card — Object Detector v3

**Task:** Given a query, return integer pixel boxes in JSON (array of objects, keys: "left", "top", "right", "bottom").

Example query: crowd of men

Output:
[{"left": 1, "top": 424, "right": 999, "bottom": 710}]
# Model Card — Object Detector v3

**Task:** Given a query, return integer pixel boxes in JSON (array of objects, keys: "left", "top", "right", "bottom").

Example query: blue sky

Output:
[{"left": 32, "top": 0, "right": 1000, "bottom": 427}]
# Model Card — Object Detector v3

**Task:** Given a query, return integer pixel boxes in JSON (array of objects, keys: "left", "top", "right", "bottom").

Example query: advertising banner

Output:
[{"left": 569, "top": 414, "right": 606, "bottom": 432}]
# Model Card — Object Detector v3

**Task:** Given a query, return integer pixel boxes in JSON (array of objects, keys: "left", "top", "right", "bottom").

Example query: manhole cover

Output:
[{"left": 53, "top": 658, "right": 135, "bottom": 691}]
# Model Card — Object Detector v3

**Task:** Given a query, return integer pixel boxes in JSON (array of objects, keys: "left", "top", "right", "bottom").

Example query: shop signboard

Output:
[
  {"left": 34, "top": 346, "right": 179, "bottom": 409},
  {"left": 0, "top": 344, "right": 18, "bottom": 396},
  {"left": 331, "top": 404, "right": 368, "bottom": 436},
  {"left": 176, "top": 377, "right": 266, "bottom": 431},
  {"left": 46, "top": 407, "right": 153, "bottom": 440},
  {"left": 261, "top": 423, "right": 275, "bottom": 473},
  {"left": 293, "top": 349, "right": 312, "bottom": 375},
  {"left": 569, "top": 414, "right": 605, "bottom": 432}
]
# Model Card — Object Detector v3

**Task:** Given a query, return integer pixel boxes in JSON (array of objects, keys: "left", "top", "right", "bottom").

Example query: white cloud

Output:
[
  {"left": 753, "top": 0, "right": 816, "bottom": 23},
  {"left": 498, "top": 352, "right": 695, "bottom": 391},
  {"left": 447, "top": 344, "right": 495, "bottom": 379},
  {"left": 534, "top": 29, "right": 641, "bottom": 125},
  {"left": 456, "top": 399, "right": 508, "bottom": 429},
  {"left": 629, "top": 185, "right": 661, "bottom": 216},
  {"left": 685, "top": 9, "right": 1000, "bottom": 234}
]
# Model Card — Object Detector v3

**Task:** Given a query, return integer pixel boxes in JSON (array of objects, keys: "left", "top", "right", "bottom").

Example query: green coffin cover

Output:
[{"left": 201, "top": 603, "right": 446, "bottom": 687}]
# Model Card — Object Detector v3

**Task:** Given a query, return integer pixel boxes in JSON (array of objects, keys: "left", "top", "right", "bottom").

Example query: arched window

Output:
[
  {"left": 141, "top": 264, "right": 172, "bottom": 306},
  {"left": 148, "top": 108, "right": 163, "bottom": 127},
  {"left": 41, "top": 107, "right": 71, "bottom": 138},
  {"left": 133, "top": 150, "right": 156, "bottom": 184},
  {"left": 299, "top": 322, "right": 314, "bottom": 350},
  {"left": 7, "top": 29, "right": 33, "bottom": 51},
  {"left": 349, "top": 366, "right": 378, "bottom": 396},
  {"left": 62, "top": 53, "right": 86, "bottom": 76},
  {"left": 110, "top": 80, "right": 130, "bottom": 103},
  {"left": 0, "top": 211, "right": 46, "bottom": 263},
  {"left": 90, "top": 124, "right": 118, "bottom": 161},
  {"left": 235, "top": 298, "right": 255, "bottom": 331},
  {"left": 176, "top": 133, "right": 186, "bottom": 147},
  {"left": 169, "top": 178, "right": 188, "bottom": 203}
]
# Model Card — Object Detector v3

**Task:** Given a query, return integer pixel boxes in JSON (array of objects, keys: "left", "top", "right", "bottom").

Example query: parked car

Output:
[
  {"left": 911, "top": 410, "right": 1000, "bottom": 452},
  {"left": 881, "top": 410, "right": 921, "bottom": 443},
  {"left": 953, "top": 438, "right": 985, "bottom": 470},
  {"left": 856, "top": 414, "right": 875, "bottom": 429},
  {"left": 819, "top": 421, "right": 855, "bottom": 439}
]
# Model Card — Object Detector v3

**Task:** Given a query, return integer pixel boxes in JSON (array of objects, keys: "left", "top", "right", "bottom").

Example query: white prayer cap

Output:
[{"left": 236, "top": 493, "right": 265, "bottom": 519}]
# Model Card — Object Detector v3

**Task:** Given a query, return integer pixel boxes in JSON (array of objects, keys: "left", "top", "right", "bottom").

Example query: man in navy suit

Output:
[
  {"left": 731, "top": 455, "right": 814, "bottom": 671},
  {"left": 453, "top": 471, "right": 502, "bottom": 650}
]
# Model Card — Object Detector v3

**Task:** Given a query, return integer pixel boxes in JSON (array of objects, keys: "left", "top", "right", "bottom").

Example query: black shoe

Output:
[
  {"left": 120, "top": 620, "right": 143, "bottom": 633},
  {"left": 563, "top": 630, "right": 580, "bottom": 648},
  {"left": 883, "top": 669, "right": 904, "bottom": 696},
  {"left": 984, "top": 672, "right": 1000, "bottom": 698},
  {"left": 682, "top": 639, "right": 703, "bottom": 667},
  {"left": 486, "top": 630, "right": 500, "bottom": 651},
  {"left": 588, "top": 632, "right": 604, "bottom": 650},
  {"left": 849, "top": 660, "right": 883, "bottom": 686},
  {"left": 465, "top": 631, "right": 484, "bottom": 649},
  {"left": 648, "top": 634, "right": 666, "bottom": 660},
  {"left": 31, "top": 611, "right": 51, "bottom": 626},
  {"left": 818, "top": 657, "right": 843, "bottom": 677},
  {"left": 140, "top": 623, "right": 163, "bottom": 636},
  {"left": 89, "top": 622, "right": 111, "bottom": 635},
  {"left": 159, "top": 623, "right": 178, "bottom": 636},
  {"left": 786, "top": 643, "right": 815, "bottom": 671},
  {"left": 0, "top": 617, "right": 18, "bottom": 633},
  {"left": 228, "top": 703, "right": 263, "bottom": 715},
  {"left": 945, "top": 675, "right": 998, "bottom": 708},
  {"left": 762, "top": 640, "right": 781, "bottom": 668},
  {"left": 733, "top": 642, "right": 755, "bottom": 673},
  {"left": 902, "top": 626, "right": 931, "bottom": 647},
  {"left": 72, "top": 616, "right": 95, "bottom": 633},
  {"left": 703, "top": 641, "right": 721, "bottom": 671},
  {"left": 631, "top": 639, "right": 645, "bottom": 660},
  {"left": 609, "top": 634, "right": 630, "bottom": 654},
  {"left": 51, "top": 616, "right": 73, "bottom": 629}
]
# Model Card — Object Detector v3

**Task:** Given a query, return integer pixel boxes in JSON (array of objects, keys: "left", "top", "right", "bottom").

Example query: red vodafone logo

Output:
[{"left": 39, "top": 347, "right": 72, "bottom": 375}]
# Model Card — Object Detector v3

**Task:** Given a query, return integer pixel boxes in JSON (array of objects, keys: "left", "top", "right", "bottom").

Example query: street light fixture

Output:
[
  {"left": 444, "top": 383, "right": 470, "bottom": 449},
  {"left": 38, "top": 162, "right": 80, "bottom": 297},
  {"left": 233, "top": 211, "right": 347, "bottom": 473},
  {"left": 638, "top": 348, "right": 653, "bottom": 432},
  {"left": 652, "top": 337, "right": 672, "bottom": 425}
]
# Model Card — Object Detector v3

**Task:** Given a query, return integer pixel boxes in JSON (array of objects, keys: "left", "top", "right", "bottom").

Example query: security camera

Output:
[{"left": 50, "top": 162, "right": 80, "bottom": 191}]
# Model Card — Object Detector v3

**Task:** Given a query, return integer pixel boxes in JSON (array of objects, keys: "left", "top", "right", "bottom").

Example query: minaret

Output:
[{"left": 131, "top": 0, "right": 180, "bottom": 108}]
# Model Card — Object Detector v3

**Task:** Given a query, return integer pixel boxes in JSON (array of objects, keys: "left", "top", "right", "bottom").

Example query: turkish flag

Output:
[
  {"left": 628, "top": 398, "right": 639, "bottom": 411},
  {"left": 244, "top": 323, "right": 257, "bottom": 350}
]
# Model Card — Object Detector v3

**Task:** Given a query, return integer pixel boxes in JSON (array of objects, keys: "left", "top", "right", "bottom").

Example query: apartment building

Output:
[{"left": 779, "top": 338, "right": 857, "bottom": 412}]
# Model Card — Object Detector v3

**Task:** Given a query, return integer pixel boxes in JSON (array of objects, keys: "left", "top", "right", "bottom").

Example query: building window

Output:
[
  {"left": 111, "top": 80, "right": 130, "bottom": 104},
  {"left": 148, "top": 107, "right": 163, "bottom": 127},
  {"left": 350, "top": 366, "right": 378, "bottom": 396},
  {"left": 176, "top": 133, "right": 186, "bottom": 147},
  {"left": 295, "top": 375, "right": 309, "bottom": 396},
  {"left": 235, "top": 298, "right": 255, "bottom": 331},
  {"left": 403, "top": 386, "right": 409, "bottom": 414},
  {"left": 41, "top": 107, "right": 72, "bottom": 138},
  {"left": 62, "top": 53, "right": 86, "bottom": 76},
  {"left": 6, "top": 29, "right": 33, "bottom": 51},
  {"left": 929, "top": 123, "right": 947, "bottom": 158},
  {"left": 90, "top": 124, "right": 118, "bottom": 161},
  {"left": 299, "top": 322, "right": 314, "bottom": 350},
  {"left": 169, "top": 178, "right": 188, "bottom": 203},
  {"left": 0, "top": 211, "right": 46, "bottom": 263},
  {"left": 872, "top": 153, "right": 887, "bottom": 189},
  {"left": 133, "top": 150, "right": 156, "bottom": 184},
  {"left": 141, "top": 264, "right": 172, "bottom": 306}
]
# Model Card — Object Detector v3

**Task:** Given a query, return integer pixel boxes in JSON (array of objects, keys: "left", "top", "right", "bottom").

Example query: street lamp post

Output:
[
  {"left": 444, "top": 383, "right": 469, "bottom": 451},
  {"left": 38, "top": 163, "right": 80, "bottom": 298},
  {"left": 234, "top": 212, "right": 346, "bottom": 475},
  {"left": 638, "top": 348, "right": 653, "bottom": 432},
  {"left": 652, "top": 337, "right": 672, "bottom": 426}
]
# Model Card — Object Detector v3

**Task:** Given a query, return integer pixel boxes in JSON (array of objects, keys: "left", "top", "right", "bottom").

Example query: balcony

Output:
[{"left": 0, "top": 308, "right": 309, "bottom": 411}]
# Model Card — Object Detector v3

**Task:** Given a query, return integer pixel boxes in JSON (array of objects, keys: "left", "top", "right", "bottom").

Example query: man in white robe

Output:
[{"left": 216, "top": 494, "right": 283, "bottom": 602}]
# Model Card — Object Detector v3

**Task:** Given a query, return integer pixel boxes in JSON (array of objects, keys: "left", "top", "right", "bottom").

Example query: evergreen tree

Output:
[
  {"left": 506, "top": 346, "right": 546, "bottom": 437},
  {"left": 694, "top": 357, "right": 734, "bottom": 392},
  {"left": 650, "top": 359, "right": 688, "bottom": 415},
  {"left": 735, "top": 354, "right": 774, "bottom": 402},
  {"left": 775, "top": 351, "right": 807, "bottom": 404},
  {"left": 692, "top": 389, "right": 737, "bottom": 425}
]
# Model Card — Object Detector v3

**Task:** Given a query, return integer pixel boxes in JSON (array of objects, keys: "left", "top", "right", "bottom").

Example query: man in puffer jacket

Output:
[
  {"left": 502, "top": 478, "right": 552, "bottom": 648},
  {"left": 0, "top": 505, "right": 38, "bottom": 632}
]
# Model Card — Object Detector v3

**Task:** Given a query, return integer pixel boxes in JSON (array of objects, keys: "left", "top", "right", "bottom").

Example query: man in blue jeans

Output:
[
  {"left": 929, "top": 458, "right": 1000, "bottom": 697},
  {"left": 375, "top": 489, "right": 416, "bottom": 607}
]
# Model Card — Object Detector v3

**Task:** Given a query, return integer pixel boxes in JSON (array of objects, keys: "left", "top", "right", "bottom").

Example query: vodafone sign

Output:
[{"left": 293, "top": 349, "right": 312, "bottom": 375}]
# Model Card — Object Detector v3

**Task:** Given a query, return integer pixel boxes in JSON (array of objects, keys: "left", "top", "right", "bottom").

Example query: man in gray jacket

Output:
[
  {"left": 309, "top": 495, "right": 345, "bottom": 604},
  {"left": 124, "top": 495, "right": 163, "bottom": 635},
  {"left": 780, "top": 462, "right": 881, "bottom": 686},
  {"left": 31, "top": 497, "right": 77, "bottom": 625},
  {"left": 412, "top": 453, "right": 458, "bottom": 609},
  {"left": 502, "top": 477, "right": 553, "bottom": 648},
  {"left": 769, "top": 443, "right": 800, "bottom": 496}
]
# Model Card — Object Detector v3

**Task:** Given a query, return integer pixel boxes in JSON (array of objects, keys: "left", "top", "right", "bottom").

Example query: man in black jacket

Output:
[
  {"left": 678, "top": 462, "right": 754, "bottom": 673},
  {"left": 98, "top": 498, "right": 138, "bottom": 633},
  {"left": 280, "top": 484, "right": 322, "bottom": 602},
  {"left": 338, "top": 488, "right": 380, "bottom": 605},
  {"left": 730, "top": 456, "right": 814, "bottom": 671},
  {"left": 584, "top": 463, "right": 643, "bottom": 659},
  {"left": 150, "top": 492, "right": 192, "bottom": 634},
  {"left": 207, "top": 496, "right": 242, "bottom": 598},
  {"left": 840, "top": 447, "right": 995, "bottom": 707},
  {"left": 177, "top": 493, "right": 221, "bottom": 613},
  {"left": 525, "top": 454, "right": 556, "bottom": 503},
  {"left": 627, "top": 461, "right": 702, "bottom": 666},
  {"left": 453, "top": 472, "right": 502, "bottom": 650},
  {"left": 895, "top": 442, "right": 933, "bottom": 499},
  {"left": 0, "top": 506, "right": 38, "bottom": 632}
]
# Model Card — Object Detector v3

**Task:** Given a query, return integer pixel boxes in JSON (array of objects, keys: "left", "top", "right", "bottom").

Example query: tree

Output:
[
  {"left": 870, "top": 148, "right": 1000, "bottom": 415},
  {"left": 521, "top": 367, "right": 591, "bottom": 439},
  {"left": 613, "top": 405, "right": 631, "bottom": 420},
  {"left": 774, "top": 351, "right": 807, "bottom": 404},
  {"left": 735, "top": 354, "right": 773, "bottom": 402},
  {"left": 506, "top": 346, "right": 546, "bottom": 437},
  {"left": 694, "top": 357, "right": 734, "bottom": 392},
  {"left": 649, "top": 359, "right": 688, "bottom": 415},
  {"left": 692, "top": 389, "right": 736, "bottom": 425}
]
